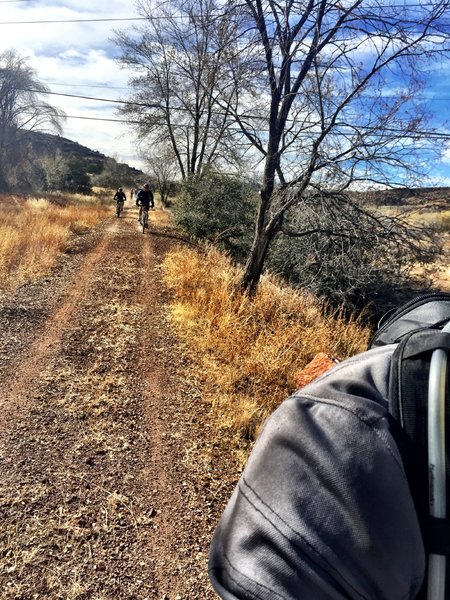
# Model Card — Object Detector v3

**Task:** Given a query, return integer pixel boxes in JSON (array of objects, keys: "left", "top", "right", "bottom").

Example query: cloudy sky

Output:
[
  {"left": 0, "top": 0, "right": 147, "bottom": 170},
  {"left": 2, "top": 0, "right": 450, "bottom": 183}
]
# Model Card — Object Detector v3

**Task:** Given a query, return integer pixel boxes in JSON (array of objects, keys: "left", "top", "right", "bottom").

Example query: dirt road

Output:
[{"left": 0, "top": 205, "right": 236, "bottom": 599}]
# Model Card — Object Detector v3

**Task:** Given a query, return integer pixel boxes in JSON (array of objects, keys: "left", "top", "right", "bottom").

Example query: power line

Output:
[
  {"left": 30, "top": 87, "right": 450, "bottom": 111},
  {"left": 1, "top": 6, "right": 450, "bottom": 26},
  {"left": 66, "top": 114, "right": 137, "bottom": 123},
  {"left": 44, "top": 81, "right": 130, "bottom": 91},
  {"left": 62, "top": 112, "right": 450, "bottom": 139},
  {"left": 30, "top": 88, "right": 150, "bottom": 106},
  {"left": 24, "top": 88, "right": 450, "bottom": 136},
  {"left": 0, "top": 17, "right": 148, "bottom": 25},
  {"left": 41, "top": 80, "right": 450, "bottom": 101}
]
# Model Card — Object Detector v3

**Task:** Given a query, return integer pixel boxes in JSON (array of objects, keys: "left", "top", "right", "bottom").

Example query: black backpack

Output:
[
  {"left": 209, "top": 292, "right": 450, "bottom": 600},
  {"left": 370, "top": 292, "right": 450, "bottom": 600}
]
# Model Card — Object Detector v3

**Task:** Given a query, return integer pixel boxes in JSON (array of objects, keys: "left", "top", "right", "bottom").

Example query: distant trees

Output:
[
  {"left": 144, "top": 144, "right": 178, "bottom": 206},
  {"left": 92, "top": 157, "right": 141, "bottom": 190},
  {"left": 114, "top": 0, "right": 241, "bottom": 179},
  {"left": 0, "top": 50, "right": 65, "bottom": 191},
  {"left": 41, "top": 152, "right": 92, "bottom": 193},
  {"left": 40, "top": 152, "right": 70, "bottom": 191}
]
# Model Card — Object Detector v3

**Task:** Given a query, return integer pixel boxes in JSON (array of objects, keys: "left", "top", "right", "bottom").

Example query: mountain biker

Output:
[
  {"left": 114, "top": 187, "right": 126, "bottom": 215},
  {"left": 136, "top": 183, "right": 154, "bottom": 226}
]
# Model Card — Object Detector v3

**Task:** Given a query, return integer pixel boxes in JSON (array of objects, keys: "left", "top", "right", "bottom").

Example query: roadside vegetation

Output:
[
  {"left": 0, "top": 193, "right": 109, "bottom": 291},
  {"left": 172, "top": 173, "right": 447, "bottom": 323},
  {"left": 163, "top": 245, "right": 370, "bottom": 450}
]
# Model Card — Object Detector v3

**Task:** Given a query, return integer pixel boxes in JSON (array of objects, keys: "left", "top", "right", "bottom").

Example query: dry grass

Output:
[
  {"left": 378, "top": 204, "right": 450, "bottom": 230},
  {"left": 0, "top": 194, "right": 108, "bottom": 291},
  {"left": 163, "top": 245, "right": 370, "bottom": 442}
]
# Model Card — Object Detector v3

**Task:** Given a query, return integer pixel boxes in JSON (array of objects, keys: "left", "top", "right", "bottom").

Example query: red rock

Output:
[{"left": 293, "top": 352, "right": 338, "bottom": 388}]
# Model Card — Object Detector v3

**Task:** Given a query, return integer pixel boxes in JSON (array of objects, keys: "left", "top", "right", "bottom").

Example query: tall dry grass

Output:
[
  {"left": 0, "top": 195, "right": 108, "bottom": 290},
  {"left": 163, "top": 245, "right": 370, "bottom": 443}
]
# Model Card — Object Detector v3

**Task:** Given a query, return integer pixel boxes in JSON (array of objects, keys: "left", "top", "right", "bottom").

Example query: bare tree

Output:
[
  {"left": 0, "top": 50, "right": 65, "bottom": 191},
  {"left": 144, "top": 143, "right": 178, "bottom": 206},
  {"left": 115, "top": 0, "right": 242, "bottom": 179},
  {"left": 225, "top": 0, "right": 450, "bottom": 292}
]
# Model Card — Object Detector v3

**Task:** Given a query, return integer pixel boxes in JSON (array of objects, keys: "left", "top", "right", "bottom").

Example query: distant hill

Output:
[
  {"left": 348, "top": 187, "right": 450, "bottom": 209},
  {"left": 28, "top": 131, "right": 147, "bottom": 183}
]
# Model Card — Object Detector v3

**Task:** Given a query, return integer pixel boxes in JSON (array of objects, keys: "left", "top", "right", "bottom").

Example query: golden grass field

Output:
[
  {"left": 0, "top": 193, "right": 110, "bottom": 291},
  {"left": 163, "top": 246, "right": 370, "bottom": 446}
]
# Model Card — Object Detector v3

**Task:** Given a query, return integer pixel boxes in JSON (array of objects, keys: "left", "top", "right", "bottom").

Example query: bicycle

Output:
[
  {"left": 116, "top": 201, "right": 124, "bottom": 217},
  {"left": 140, "top": 207, "right": 149, "bottom": 233}
]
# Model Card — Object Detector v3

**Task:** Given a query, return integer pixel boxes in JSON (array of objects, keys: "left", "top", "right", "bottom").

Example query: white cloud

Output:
[{"left": 0, "top": 1, "right": 144, "bottom": 170}]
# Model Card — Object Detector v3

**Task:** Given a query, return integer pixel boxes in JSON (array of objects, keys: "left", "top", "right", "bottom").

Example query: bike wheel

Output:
[{"left": 142, "top": 212, "right": 147, "bottom": 233}]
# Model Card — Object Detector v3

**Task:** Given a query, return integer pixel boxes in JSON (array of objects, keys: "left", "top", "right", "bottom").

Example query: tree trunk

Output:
[
  {"left": 240, "top": 227, "right": 273, "bottom": 294},
  {"left": 240, "top": 187, "right": 281, "bottom": 294}
]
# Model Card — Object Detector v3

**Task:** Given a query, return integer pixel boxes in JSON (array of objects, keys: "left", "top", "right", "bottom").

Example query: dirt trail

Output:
[{"left": 0, "top": 205, "right": 235, "bottom": 599}]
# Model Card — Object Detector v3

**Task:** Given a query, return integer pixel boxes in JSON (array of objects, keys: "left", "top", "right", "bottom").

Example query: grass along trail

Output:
[{"left": 0, "top": 204, "right": 231, "bottom": 599}]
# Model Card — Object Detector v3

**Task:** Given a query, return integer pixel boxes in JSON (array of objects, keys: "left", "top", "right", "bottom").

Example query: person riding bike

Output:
[
  {"left": 114, "top": 187, "right": 126, "bottom": 216},
  {"left": 136, "top": 184, "right": 154, "bottom": 226}
]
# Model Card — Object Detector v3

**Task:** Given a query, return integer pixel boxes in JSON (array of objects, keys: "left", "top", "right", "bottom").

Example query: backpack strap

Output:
[{"left": 388, "top": 330, "right": 450, "bottom": 557}]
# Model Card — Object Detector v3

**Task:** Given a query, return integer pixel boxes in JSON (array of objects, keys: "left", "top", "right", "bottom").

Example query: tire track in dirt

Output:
[
  {"left": 136, "top": 231, "right": 185, "bottom": 598},
  {"left": 0, "top": 204, "right": 227, "bottom": 599},
  {"left": 132, "top": 216, "right": 221, "bottom": 599}
]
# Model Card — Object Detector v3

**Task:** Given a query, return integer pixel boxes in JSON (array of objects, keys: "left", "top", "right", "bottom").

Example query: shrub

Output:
[
  {"left": 173, "top": 172, "right": 257, "bottom": 262},
  {"left": 267, "top": 195, "right": 441, "bottom": 322}
]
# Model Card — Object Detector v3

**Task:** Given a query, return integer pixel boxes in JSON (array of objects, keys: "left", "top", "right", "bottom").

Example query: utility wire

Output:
[
  {"left": 27, "top": 88, "right": 450, "bottom": 122},
  {"left": 37, "top": 86, "right": 450, "bottom": 104},
  {"left": 63, "top": 112, "right": 450, "bottom": 139},
  {"left": 24, "top": 88, "right": 450, "bottom": 137},
  {"left": 44, "top": 82, "right": 130, "bottom": 91},
  {"left": 66, "top": 114, "right": 138, "bottom": 123},
  {"left": 0, "top": 17, "right": 148, "bottom": 24},
  {"left": 28, "top": 88, "right": 156, "bottom": 107},
  {"left": 2, "top": 5, "right": 450, "bottom": 25}
]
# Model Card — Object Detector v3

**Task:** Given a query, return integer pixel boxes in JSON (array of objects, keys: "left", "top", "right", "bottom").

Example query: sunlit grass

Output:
[
  {"left": 163, "top": 245, "right": 370, "bottom": 443},
  {"left": 379, "top": 205, "right": 450, "bottom": 231},
  {"left": 0, "top": 194, "right": 109, "bottom": 290}
]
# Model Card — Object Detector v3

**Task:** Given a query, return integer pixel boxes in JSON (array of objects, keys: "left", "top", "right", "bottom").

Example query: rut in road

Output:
[{"left": 0, "top": 206, "right": 225, "bottom": 599}]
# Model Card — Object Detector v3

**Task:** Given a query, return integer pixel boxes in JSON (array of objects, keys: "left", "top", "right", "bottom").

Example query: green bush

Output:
[{"left": 174, "top": 173, "right": 257, "bottom": 261}]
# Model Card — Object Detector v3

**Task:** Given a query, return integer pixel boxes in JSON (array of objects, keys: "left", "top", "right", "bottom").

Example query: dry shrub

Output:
[
  {"left": 163, "top": 245, "right": 370, "bottom": 441},
  {"left": 0, "top": 195, "right": 108, "bottom": 290}
]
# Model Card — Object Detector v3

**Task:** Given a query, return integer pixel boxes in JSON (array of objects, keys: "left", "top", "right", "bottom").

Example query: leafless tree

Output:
[
  {"left": 144, "top": 143, "right": 178, "bottom": 206},
  {"left": 0, "top": 50, "right": 65, "bottom": 191},
  {"left": 226, "top": 0, "right": 450, "bottom": 292},
  {"left": 114, "top": 0, "right": 242, "bottom": 179}
]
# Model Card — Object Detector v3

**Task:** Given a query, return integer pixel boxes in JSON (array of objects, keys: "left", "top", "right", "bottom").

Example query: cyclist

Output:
[
  {"left": 114, "top": 187, "right": 127, "bottom": 216},
  {"left": 136, "top": 183, "right": 154, "bottom": 226}
]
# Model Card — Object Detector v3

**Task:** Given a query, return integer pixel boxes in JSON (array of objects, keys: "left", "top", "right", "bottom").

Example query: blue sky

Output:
[{"left": 2, "top": 1, "right": 450, "bottom": 184}]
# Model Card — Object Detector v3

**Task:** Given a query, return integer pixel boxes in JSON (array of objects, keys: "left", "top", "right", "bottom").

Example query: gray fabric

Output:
[{"left": 209, "top": 345, "right": 425, "bottom": 599}]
